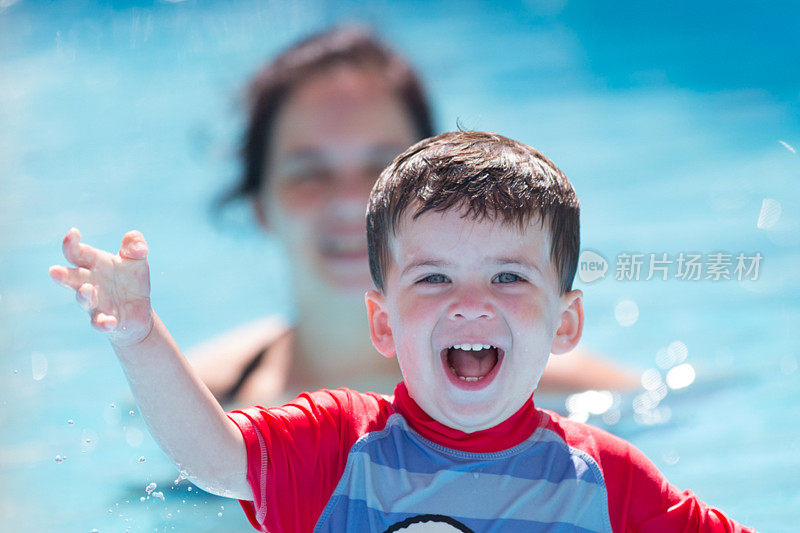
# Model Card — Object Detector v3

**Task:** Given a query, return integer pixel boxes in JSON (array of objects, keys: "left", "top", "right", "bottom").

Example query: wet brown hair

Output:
[
  {"left": 216, "top": 25, "right": 435, "bottom": 210},
  {"left": 366, "top": 131, "right": 580, "bottom": 294}
]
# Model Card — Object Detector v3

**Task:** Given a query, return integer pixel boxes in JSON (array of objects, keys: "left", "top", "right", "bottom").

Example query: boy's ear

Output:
[
  {"left": 551, "top": 289, "right": 584, "bottom": 355},
  {"left": 365, "top": 290, "right": 396, "bottom": 358}
]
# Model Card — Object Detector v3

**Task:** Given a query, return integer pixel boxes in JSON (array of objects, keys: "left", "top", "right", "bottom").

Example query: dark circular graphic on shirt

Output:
[{"left": 383, "top": 514, "right": 475, "bottom": 532}]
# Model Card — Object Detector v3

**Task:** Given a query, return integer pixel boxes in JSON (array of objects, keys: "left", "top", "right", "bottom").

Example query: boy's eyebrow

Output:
[
  {"left": 492, "top": 257, "right": 544, "bottom": 275},
  {"left": 400, "top": 258, "right": 544, "bottom": 276},
  {"left": 400, "top": 259, "right": 452, "bottom": 277}
]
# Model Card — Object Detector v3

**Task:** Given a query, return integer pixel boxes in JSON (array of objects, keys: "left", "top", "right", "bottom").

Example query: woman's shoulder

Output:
[{"left": 188, "top": 315, "right": 294, "bottom": 402}]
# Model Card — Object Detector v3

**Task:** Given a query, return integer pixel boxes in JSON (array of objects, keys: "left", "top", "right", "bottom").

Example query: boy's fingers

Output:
[
  {"left": 119, "top": 231, "right": 149, "bottom": 260},
  {"left": 91, "top": 312, "right": 118, "bottom": 332},
  {"left": 62, "top": 228, "right": 98, "bottom": 269},
  {"left": 49, "top": 265, "right": 91, "bottom": 290},
  {"left": 76, "top": 283, "right": 97, "bottom": 311}
]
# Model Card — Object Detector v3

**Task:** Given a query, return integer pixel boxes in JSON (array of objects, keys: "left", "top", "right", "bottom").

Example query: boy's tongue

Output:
[{"left": 448, "top": 347, "right": 498, "bottom": 378}]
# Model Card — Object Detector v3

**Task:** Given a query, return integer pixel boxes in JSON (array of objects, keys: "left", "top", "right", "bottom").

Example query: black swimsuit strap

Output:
[
  {"left": 220, "top": 345, "right": 270, "bottom": 405},
  {"left": 219, "top": 329, "right": 292, "bottom": 405}
]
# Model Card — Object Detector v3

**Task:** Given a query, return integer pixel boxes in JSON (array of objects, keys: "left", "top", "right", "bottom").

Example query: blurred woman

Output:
[{"left": 191, "top": 26, "right": 638, "bottom": 408}]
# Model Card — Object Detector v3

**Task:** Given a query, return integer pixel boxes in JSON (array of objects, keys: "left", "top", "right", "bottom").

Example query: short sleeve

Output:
[
  {"left": 621, "top": 442, "right": 756, "bottom": 532},
  {"left": 543, "top": 411, "right": 755, "bottom": 532},
  {"left": 226, "top": 388, "right": 391, "bottom": 533}
]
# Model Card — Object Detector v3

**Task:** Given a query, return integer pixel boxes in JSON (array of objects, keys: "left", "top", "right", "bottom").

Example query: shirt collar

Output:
[{"left": 391, "top": 381, "right": 542, "bottom": 453}]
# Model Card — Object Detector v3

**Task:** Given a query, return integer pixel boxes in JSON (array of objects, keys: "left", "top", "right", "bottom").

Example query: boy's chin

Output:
[{"left": 434, "top": 399, "right": 516, "bottom": 433}]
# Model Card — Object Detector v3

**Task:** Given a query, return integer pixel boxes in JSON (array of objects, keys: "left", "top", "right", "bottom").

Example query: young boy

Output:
[{"left": 50, "top": 131, "right": 753, "bottom": 532}]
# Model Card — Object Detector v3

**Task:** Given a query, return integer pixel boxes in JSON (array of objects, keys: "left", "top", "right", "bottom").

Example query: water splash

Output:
[
  {"left": 54, "top": 455, "right": 66, "bottom": 463},
  {"left": 67, "top": 419, "right": 74, "bottom": 425},
  {"left": 151, "top": 491, "right": 165, "bottom": 502},
  {"left": 138, "top": 456, "right": 146, "bottom": 463},
  {"left": 778, "top": 140, "right": 796, "bottom": 153},
  {"left": 173, "top": 469, "right": 188, "bottom": 485},
  {"left": 145, "top": 482, "right": 157, "bottom": 495}
]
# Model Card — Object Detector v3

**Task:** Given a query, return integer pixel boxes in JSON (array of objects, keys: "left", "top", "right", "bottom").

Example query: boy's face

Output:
[{"left": 366, "top": 207, "right": 583, "bottom": 432}]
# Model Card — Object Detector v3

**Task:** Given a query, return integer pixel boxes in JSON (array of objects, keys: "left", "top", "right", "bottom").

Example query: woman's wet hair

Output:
[
  {"left": 215, "top": 25, "right": 435, "bottom": 212},
  {"left": 366, "top": 131, "right": 581, "bottom": 295}
]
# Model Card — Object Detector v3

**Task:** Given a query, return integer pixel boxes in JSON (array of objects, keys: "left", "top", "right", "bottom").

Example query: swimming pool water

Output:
[{"left": 2, "top": 1, "right": 799, "bottom": 531}]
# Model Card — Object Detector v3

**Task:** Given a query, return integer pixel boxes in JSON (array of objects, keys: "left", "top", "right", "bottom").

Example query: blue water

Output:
[{"left": 2, "top": 1, "right": 799, "bottom": 531}]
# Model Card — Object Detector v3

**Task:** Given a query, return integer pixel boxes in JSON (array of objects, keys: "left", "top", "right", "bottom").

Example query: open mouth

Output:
[{"left": 441, "top": 343, "right": 504, "bottom": 389}]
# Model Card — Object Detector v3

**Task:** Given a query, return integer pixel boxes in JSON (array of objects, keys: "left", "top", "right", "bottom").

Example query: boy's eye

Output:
[
  {"left": 493, "top": 272, "right": 524, "bottom": 284},
  {"left": 420, "top": 274, "right": 449, "bottom": 284}
]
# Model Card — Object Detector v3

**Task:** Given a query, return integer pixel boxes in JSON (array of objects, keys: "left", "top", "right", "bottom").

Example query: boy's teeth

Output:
[{"left": 452, "top": 343, "right": 493, "bottom": 351}]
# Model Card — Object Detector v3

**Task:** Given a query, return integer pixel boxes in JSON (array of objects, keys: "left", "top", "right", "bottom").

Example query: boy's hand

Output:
[{"left": 49, "top": 228, "right": 153, "bottom": 347}]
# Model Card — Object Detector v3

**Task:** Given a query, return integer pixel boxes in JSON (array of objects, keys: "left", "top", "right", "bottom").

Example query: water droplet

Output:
[
  {"left": 54, "top": 454, "right": 65, "bottom": 463},
  {"left": 129, "top": 410, "right": 135, "bottom": 416},
  {"left": 145, "top": 482, "right": 157, "bottom": 494},
  {"left": 110, "top": 403, "right": 116, "bottom": 408},
  {"left": 81, "top": 430, "right": 99, "bottom": 453},
  {"left": 151, "top": 491, "right": 164, "bottom": 502},
  {"left": 220, "top": 505, "right": 224, "bottom": 510},
  {"left": 217, "top": 512, "right": 223, "bottom": 517},
  {"left": 90, "top": 529, "right": 99, "bottom": 533},
  {"left": 140, "top": 496, "right": 145, "bottom": 502},
  {"left": 187, "top": 486, "right": 192, "bottom": 492},
  {"left": 662, "top": 450, "right": 680, "bottom": 465},
  {"left": 13, "top": 369, "right": 18, "bottom": 374},
  {"left": 67, "top": 419, "right": 74, "bottom": 425},
  {"left": 138, "top": 456, "right": 146, "bottom": 463},
  {"left": 166, "top": 513, "right": 172, "bottom": 519}
]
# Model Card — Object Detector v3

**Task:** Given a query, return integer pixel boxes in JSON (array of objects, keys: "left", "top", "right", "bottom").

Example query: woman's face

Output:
[{"left": 260, "top": 66, "right": 418, "bottom": 292}]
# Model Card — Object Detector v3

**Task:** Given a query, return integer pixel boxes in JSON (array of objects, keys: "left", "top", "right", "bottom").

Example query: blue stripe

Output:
[
  {"left": 318, "top": 495, "right": 606, "bottom": 532},
  {"left": 330, "top": 458, "right": 609, "bottom": 530},
  {"left": 360, "top": 415, "right": 601, "bottom": 485},
  {"left": 314, "top": 414, "right": 612, "bottom": 532}
]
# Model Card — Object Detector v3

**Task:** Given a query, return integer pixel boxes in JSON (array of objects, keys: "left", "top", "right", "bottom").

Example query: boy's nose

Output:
[{"left": 447, "top": 292, "right": 496, "bottom": 321}]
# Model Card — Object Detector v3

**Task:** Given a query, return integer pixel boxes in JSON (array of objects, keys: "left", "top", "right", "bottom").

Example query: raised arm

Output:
[{"left": 49, "top": 228, "right": 250, "bottom": 500}]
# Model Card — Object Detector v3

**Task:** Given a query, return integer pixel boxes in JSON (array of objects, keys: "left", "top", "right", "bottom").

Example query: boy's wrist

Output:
[{"left": 109, "top": 309, "right": 156, "bottom": 350}]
